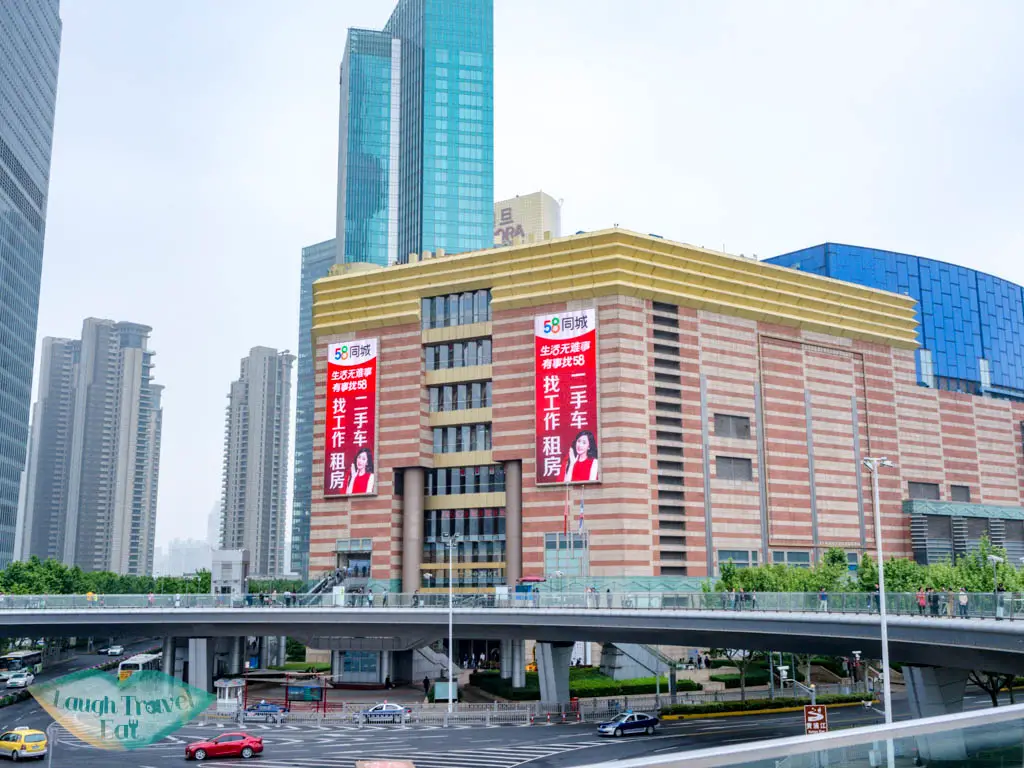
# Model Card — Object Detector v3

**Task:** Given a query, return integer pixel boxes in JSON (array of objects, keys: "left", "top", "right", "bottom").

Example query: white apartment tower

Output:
[
  {"left": 19, "top": 319, "right": 163, "bottom": 575},
  {"left": 493, "top": 190, "right": 562, "bottom": 246},
  {"left": 220, "top": 347, "right": 294, "bottom": 577}
]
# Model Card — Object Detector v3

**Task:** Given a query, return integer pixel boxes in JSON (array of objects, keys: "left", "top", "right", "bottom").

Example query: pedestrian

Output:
[
  {"left": 414, "top": 589, "right": 421, "bottom": 608},
  {"left": 704, "top": 653, "right": 711, "bottom": 669},
  {"left": 997, "top": 584, "right": 1006, "bottom": 619},
  {"left": 928, "top": 588, "right": 940, "bottom": 617},
  {"left": 958, "top": 587, "right": 969, "bottom": 618},
  {"left": 696, "top": 655, "right": 703, "bottom": 670},
  {"left": 284, "top": 590, "right": 293, "bottom": 607},
  {"left": 423, "top": 675, "right": 431, "bottom": 698},
  {"left": 818, "top": 588, "right": 828, "bottom": 612},
  {"left": 750, "top": 590, "right": 758, "bottom": 610},
  {"left": 147, "top": 593, "right": 154, "bottom": 607},
  {"left": 916, "top": 587, "right": 926, "bottom": 616},
  {"left": 872, "top": 584, "right": 880, "bottom": 613},
  {"left": 480, "top": 651, "right": 486, "bottom": 669},
  {"left": 729, "top": 589, "right": 737, "bottom": 610},
  {"left": 366, "top": 587, "right": 374, "bottom": 607},
  {"left": 271, "top": 590, "right": 278, "bottom": 605},
  {"left": 384, "top": 675, "right": 392, "bottom": 690},
  {"left": 174, "top": 593, "right": 181, "bottom": 609},
  {"left": 383, "top": 588, "right": 389, "bottom": 607},
  {"left": 606, "top": 589, "right": 612, "bottom": 609}
]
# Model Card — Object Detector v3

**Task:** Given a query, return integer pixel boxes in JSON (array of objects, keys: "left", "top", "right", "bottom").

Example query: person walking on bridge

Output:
[
  {"left": 958, "top": 587, "right": 969, "bottom": 618},
  {"left": 818, "top": 588, "right": 828, "bottom": 612},
  {"left": 916, "top": 587, "right": 926, "bottom": 616}
]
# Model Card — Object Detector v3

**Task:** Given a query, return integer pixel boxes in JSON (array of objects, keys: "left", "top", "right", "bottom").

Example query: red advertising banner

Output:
[
  {"left": 324, "top": 339, "right": 379, "bottom": 497},
  {"left": 535, "top": 309, "right": 599, "bottom": 485}
]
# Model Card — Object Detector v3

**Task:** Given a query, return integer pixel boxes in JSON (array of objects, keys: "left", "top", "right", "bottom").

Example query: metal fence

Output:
[{"left": 1, "top": 590, "right": 1021, "bottom": 620}]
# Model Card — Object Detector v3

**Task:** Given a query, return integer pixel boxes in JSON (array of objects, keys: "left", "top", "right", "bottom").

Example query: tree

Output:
[
  {"left": 968, "top": 671, "right": 1014, "bottom": 707},
  {"left": 710, "top": 648, "right": 761, "bottom": 702}
]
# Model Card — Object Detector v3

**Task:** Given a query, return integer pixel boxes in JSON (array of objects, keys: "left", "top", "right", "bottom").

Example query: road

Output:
[
  {"left": 0, "top": 637, "right": 156, "bottom": 734},
  {"left": 41, "top": 689, "right": 1015, "bottom": 768}
]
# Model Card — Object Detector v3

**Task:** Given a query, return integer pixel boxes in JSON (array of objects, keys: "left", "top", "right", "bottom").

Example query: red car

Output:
[{"left": 185, "top": 732, "right": 263, "bottom": 761}]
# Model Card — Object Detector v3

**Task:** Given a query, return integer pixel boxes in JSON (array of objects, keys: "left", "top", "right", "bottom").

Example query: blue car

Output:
[
  {"left": 243, "top": 702, "right": 288, "bottom": 723},
  {"left": 597, "top": 711, "right": 659, "bottom": 737}
]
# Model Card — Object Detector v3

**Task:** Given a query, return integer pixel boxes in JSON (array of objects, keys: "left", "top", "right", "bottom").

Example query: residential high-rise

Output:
[
  {"left": 0, "top": 0, "right": 63, "bottom": 566},
  {"left": 221, "top": 347, "right": 294, "bottom": 577},
  {"left": 336, "top": 0, "right": 493, "bottom": 267},
  {"left": 206, "top": 502, "right": 221, "bottom": 550},
  {"left": 19, "top": 319, "right": 163, "bottom": 575},
  {"left": 291, "top": 239, "right": 337, "bottom": 578},
  {"left": 493, "top": 191, "right": 562, "bottom": 245}
]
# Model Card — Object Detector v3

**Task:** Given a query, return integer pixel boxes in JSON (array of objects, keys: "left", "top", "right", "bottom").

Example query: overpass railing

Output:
[
  {"left": 578, "top": 701, "right": 1024, "bottom": 768},
  {"left": 0, "top": 591, "right": 1021, "bottom": 619}
]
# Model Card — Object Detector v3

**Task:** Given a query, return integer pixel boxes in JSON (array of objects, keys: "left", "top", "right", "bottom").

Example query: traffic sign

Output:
[{"left": 804, "top": 704, "right": 828, "bottom": 734}]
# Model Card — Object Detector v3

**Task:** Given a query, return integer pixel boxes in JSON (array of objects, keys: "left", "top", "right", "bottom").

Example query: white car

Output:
[
  {"left": 6, "top": 672, "right": 34, "bottom": 688},
  {"left": 107, "top": 645, "right": 125, "bottom": 656},
  {"left": 353, "top": 702, "right": 413, "bottom": 724}
]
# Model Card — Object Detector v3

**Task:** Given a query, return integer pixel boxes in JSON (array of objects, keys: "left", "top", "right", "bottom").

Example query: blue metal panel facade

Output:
[
  {"left": 0, "top": 0, "right": 61, "bottom": 565},
  {"left": 291, "top": 239, "right": 338, "bottom": 578},
  {"left": 767, "top": 243, "right": 1024, "bottom": 398}
]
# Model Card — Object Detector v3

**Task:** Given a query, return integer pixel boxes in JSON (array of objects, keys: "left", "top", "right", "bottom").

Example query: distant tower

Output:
[{"left": 221, "top": 347, "right": 294, "bottom": 577}]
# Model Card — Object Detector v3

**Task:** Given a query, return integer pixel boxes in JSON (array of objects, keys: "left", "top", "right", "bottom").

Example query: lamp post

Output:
[
  {"left": 441, "top": 532, "right": 462, "bottom": 713},
  {"left": 863, "top": 456, "right": 895, "bottom": 768},
  {"left": 988, "top": 554, "right": 1004, "bottom": 618}
]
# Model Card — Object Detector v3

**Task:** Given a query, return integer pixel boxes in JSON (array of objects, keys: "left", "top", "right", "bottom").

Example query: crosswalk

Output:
[{"left": 251, "top": 741, "right": 612, "bottom": 768}]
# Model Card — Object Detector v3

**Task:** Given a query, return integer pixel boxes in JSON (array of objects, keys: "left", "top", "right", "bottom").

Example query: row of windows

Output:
[
  {"left": 433, "top": 424, "right": 491, "bottom": 454},
  {"left": 423, "top": 539, "right": 506, "bottom": 564},
  {"left": 908, "top": 482, "right": 971, "bottom": 502},
  {"left": 719, "top": 550, "right": 861, "bottom": 571},
  {"left": 428, "top": 381, "right": 493, "bottom": 412},
  {"left": 421, "top": 289, "right": 491, "bottom": 329},
  {"left": 425, "top": 339, "right": 493, "bottom": 371},
  {"left": 425, "top": 465, "right": 506, "bottom": 496},
  {"left": 424, "top": 508, "right": 506, "bottom": 540}
]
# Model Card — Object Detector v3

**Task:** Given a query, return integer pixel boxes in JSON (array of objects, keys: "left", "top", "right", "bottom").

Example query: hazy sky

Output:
[{"left": 39, "top": 1, "right": 1024, "bottom": 554}]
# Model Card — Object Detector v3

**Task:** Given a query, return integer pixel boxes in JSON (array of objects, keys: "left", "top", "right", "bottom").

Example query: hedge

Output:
[
  {"left": 661, "top": 693, "right": 871, "bottom": 716},
  {"left": 709, "top": 671, "right": 770, "bottom": 689},
  {"left": 469, "top": 669, "right": 702, "bottom": 700}
]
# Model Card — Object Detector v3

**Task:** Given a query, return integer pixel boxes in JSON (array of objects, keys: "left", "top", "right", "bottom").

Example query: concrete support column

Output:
[
  {"left": 380, "top": 651, "right": 391, "bottom": 684},
  {"left": 504, "top": 460, "right": 522, "bottom": 584},
  {"left": 536, "top": 641, "right": 573, "bottom": 706},
  {"left": 227, "top": 637, "right": 243, "bottom": 676},
  {"left": 258, "top": 637, "right": 270, "bottom": 670},
  {"left": 402, "top": 467, "right": 425, "bottom": 593},
  {"left": 499, "top": 639, "right": 512, "bottom": 680},
  {"left": 162, "top": 637, "right": 176, "bottom": 677},
  {"left": 904, "top": 666, "right": 969, "bottom": 762},
  {"left": 277, "top": 636, "right": 287, "bottom": 667},
  {"left": 511, "top": 639, "right": 526, "bottom": 688},
  {"left": 188, "top": 638, "right": 215, "bottom": 693}
]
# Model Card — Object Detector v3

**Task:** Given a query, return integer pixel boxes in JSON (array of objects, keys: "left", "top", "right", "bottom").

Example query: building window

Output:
[
  {"left": 908, "top": 482, "right": 940, "bottom": 500},
  {"left": 714, "top": 414, "right": 751, "bottom": 439},
  {"left": 425, "top": 465, "right": 505, "bottom": 496},
  {"left": 717, "top": 550, "right": 757, "bottom": 571},
  {"left": 951, "top": 485, "right": 971, "bottom": 503},
  {"left": 343, "top": 651, "right": 378, "bottom": 674},
  {"left": 716, "top": 456, "right": 753, "bottom": 482},
  {"left": 425, "top": 339, "right": 492, "bottom": 371},
  {"left": 432, "top": 423, "right": 491, "bottom": 453},
  {"left": 422, "top": 289, "right": 491, "bottom": 329},
  {"left": 771, "top": 551, "right": 811, "bottom": 568}
]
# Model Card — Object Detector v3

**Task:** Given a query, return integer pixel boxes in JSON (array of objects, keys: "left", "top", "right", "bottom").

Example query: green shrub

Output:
[
  {"left": 661, "top": 693, "right": 871, "bottom": 716},
  {"left": 709, "top": 671, "right": 770, "bottom": 689},
  {"left": 469, "top": 669, "right": 701, "bottom": 700}
]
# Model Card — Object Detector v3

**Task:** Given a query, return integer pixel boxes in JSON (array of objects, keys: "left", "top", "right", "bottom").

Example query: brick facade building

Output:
[{"left": 308, "top": 229, "right": 1024, "bottom": 593}]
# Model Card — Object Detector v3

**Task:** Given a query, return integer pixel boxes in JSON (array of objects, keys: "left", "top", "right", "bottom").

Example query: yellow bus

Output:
[{"left": 118, "top": 653, "right": 162, "bottom": 681}]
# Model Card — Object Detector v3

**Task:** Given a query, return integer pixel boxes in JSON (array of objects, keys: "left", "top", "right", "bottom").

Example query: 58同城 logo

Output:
[{"left": 542, "top": 314, "right": 589, "bottom": 335}]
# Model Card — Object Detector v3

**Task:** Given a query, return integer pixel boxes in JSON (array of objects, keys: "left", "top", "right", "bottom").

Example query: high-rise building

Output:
[
  {"left": 162, "top": 538, "right": 212, "bottom": 577},
  {"left": 221, "top": 347, "right": 294, "bottom": 577},
  {"left": 206, "top": 502, "right": 221, "bottom": 550},
  {"left": 19, "top": 319, "right": 163, "bottom": 575},
  {"left": 0, "top": 0, "right": 63, "bottom": 566},
  {"left": 336, "top": 0, "right": 493, "bottom": 268},
  {"left": 291, "top": 239, "right": 337, "bottom": 578},
  {"left": 493, "top": 191, "right": 561, "bottom": 246}
]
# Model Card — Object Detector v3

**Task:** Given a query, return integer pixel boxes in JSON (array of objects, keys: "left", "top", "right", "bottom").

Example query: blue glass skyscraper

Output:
[
  {"left": 291, "top": 238, "right": 337, "bottom": 578},
  {"left": 0, "top": 0, "right": 62, "bottom": 566},
  {"left": 336, "top": 0, "right": 493, "bottom": 267}
]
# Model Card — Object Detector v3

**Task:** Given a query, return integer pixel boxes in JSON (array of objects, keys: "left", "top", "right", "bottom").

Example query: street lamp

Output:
[
  {"left": 988, "top": 554, "right": 1004, "bottom": 618},
  {"left": 441, "top": 532, "right": 462, "bottom": 713},
  {"left": 862, "top": 457, "right": 895, "bottom": 723},
  {"left": 863, "top": 457, "right": 895, "bottom": 768}
]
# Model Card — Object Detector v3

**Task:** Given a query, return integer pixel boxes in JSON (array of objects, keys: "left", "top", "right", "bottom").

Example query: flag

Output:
[{"left": 578, "top": 496, "right": 585, "bottom": 533}]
